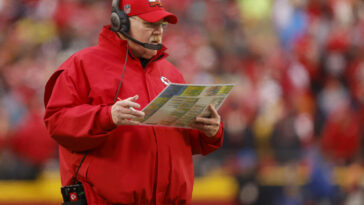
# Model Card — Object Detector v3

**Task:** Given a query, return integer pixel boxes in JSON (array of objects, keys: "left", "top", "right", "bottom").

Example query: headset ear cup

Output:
[
  {"left": 111, "top": 12, "right": 121, "bottom": 31},
  {"left": 111, "top": 0, "right": 130, "bottom": 33},
  {"left": 120, "top": 15, "right": 130, "bottom": 32}
]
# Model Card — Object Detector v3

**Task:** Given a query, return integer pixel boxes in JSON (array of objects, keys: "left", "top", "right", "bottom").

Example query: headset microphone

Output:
[
  {"left": 117, "top": 29, "right": 162, "bottom": 50},
  {"left": 110, "top": 0, "right": 163, "bottom": 50}
]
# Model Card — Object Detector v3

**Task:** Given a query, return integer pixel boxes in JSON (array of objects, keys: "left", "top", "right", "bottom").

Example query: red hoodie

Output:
[{"left": 44, "top": 26, "right": 223, "bottom": 204}]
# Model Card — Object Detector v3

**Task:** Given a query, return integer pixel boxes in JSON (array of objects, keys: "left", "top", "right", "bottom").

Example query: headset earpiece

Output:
[{"left": 111, "top": 0, "right": 130, "bottom": 33}]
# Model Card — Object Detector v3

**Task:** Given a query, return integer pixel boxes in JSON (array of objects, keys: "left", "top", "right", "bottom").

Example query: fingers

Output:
[
  {"left": 122, "top": 95, "right": 139, "bottom": 103},
  {"left": 190, "top": 121, "right": 220, "bottom": 137},
  {"left": 191, "top": 104, "right": 221, "bottom": 137},
  {"left": 194, "top": 117, "right": 220, "bottom": 126},
  {"left": 208, "top": 104, "right": 219, "bottom": 118},
  {"left": 195, "top": 105, "right": 220, "bottom": 125},
  {"left": 112, "top": 108, "right": 145, "bottom": 125},
  {"left": 111, "top": 95, "right": 145, "bottom": 126},
  {"left": 117, "top": 95, "right": 141, "bottom": 109},
  {"left": 113, "top": 106, "right": 145, "bottom": 118}
]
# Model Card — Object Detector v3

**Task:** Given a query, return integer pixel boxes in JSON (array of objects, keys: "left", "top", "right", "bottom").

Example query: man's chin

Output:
[
  {"left": 141, "top": 50, "right": 157, "bottom": 59},
  {"left": 130, "top": 43, "right": 157, "bottom": 59}
]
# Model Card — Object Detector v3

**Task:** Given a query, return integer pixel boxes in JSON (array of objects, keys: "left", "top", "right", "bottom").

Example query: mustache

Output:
[{"left": 149, "top": 36, "right": 162, "bottom": 43}]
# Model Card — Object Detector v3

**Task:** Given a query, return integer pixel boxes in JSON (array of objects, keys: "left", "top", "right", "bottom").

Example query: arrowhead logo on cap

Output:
[{"left": 149, "top": 0, "right": 162, "bottom": 7}]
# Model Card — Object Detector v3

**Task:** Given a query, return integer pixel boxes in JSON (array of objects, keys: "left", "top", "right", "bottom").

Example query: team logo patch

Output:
[
  {"left": 124, "top": 4, "right": 131, "bottom": 14},
  {"left": 149, "top": 0, "right": 163, "bottom": 7},
  {"left": 69, "top": 193, "right": 78, "bottom": 202},
  {"left": 161, "top": 76, "right": 171, "bottom": 85}
]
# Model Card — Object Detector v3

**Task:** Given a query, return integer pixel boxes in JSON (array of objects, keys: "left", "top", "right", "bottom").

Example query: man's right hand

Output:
[{"left": 111, "top": 95, "right": 145, "bottom": 125}]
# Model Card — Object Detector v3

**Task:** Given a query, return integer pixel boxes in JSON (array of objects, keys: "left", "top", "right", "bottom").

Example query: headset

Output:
[{"left": 110, "top": 0, "right": 162, "bottom": 50}]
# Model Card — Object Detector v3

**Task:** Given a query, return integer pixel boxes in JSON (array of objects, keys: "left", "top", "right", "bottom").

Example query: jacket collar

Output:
[{"left": 98, "top": 25, "right": 169, "bottom": 63}]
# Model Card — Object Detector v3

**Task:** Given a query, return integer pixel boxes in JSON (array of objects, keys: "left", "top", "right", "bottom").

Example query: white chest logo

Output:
[{"left": 161, "top": 76, "right": 171, "bottom": 86}]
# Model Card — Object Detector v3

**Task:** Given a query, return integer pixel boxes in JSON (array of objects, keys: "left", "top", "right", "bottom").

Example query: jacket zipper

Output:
[{"left": 142, "top": 62, "right": 159, "bottom": 202}]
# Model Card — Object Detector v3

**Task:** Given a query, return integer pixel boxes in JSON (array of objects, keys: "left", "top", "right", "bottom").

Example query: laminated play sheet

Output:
[{"left": 137, "top": 83, "right": 234, "bottom": 128}]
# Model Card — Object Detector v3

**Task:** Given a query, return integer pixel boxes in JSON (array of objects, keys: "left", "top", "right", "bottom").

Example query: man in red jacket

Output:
[{"left": 44, "top": 0, "right": 224, "bottom": 204}]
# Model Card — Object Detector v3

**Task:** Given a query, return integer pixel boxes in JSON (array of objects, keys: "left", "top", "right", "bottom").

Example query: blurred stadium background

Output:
[{"left": 1, "top": 0, "right": 364, "bottom": 204}]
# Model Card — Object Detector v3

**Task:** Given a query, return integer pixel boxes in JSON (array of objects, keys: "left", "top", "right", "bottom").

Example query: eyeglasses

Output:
[{"left": 130, "top": 16, "right": 168, "bottom": 30}]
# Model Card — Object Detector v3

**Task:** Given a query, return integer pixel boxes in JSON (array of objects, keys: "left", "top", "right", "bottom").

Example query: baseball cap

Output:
[{"left": 120, "top": 0, "right": 178, "bottom": 24}]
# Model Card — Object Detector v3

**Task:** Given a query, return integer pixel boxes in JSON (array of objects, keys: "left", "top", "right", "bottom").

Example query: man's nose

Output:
[{"left": 152, "top": 26, "right": 163, "bottom": 34}]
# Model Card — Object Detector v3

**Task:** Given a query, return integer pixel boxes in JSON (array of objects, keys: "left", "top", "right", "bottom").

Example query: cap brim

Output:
[{"left": 138, "top": 10, "right": 178, "bottom": 24}]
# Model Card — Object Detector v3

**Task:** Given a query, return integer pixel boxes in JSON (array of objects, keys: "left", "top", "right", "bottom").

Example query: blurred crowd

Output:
[{"left": 1, "top": 0, "right": 364, "bottom": 205}]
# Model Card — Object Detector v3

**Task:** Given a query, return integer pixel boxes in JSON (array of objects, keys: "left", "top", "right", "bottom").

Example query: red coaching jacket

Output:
[{"left": 44, "top": 26, "right": 224, "bottom": 204}]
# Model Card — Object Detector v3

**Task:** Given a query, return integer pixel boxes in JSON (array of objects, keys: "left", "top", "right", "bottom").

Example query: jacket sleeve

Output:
[
  {"left": 44, "top": 57, "right": 116, "bottom": 152},
  {"left": 189, "top": 122, "right": 224, "bottom": 156}
]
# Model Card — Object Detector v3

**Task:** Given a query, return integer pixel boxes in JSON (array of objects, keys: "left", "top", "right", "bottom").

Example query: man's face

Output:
[{"left": 127, "top": 16, "right": 167, "bottom": 59}]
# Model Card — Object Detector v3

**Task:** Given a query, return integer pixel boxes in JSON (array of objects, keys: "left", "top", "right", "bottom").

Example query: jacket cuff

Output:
[
  {"left": 200, "top": 122, "right": 224, "bottom": 144},
  {"left": 99, "top": 105, "right": 117, "bottom": 131}
]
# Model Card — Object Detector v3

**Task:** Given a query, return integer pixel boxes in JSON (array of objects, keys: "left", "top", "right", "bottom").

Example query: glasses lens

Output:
[
  {"left": 131, "top": 17, "right": 168, "bottom": 30},
  {"left": 161, "top": 22, "right": 168, "bottom": 30}
]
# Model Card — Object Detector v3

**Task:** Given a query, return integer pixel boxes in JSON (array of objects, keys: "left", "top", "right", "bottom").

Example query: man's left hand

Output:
[{"left": 191, "top": 104, "right": 221, "bottom": 137}]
